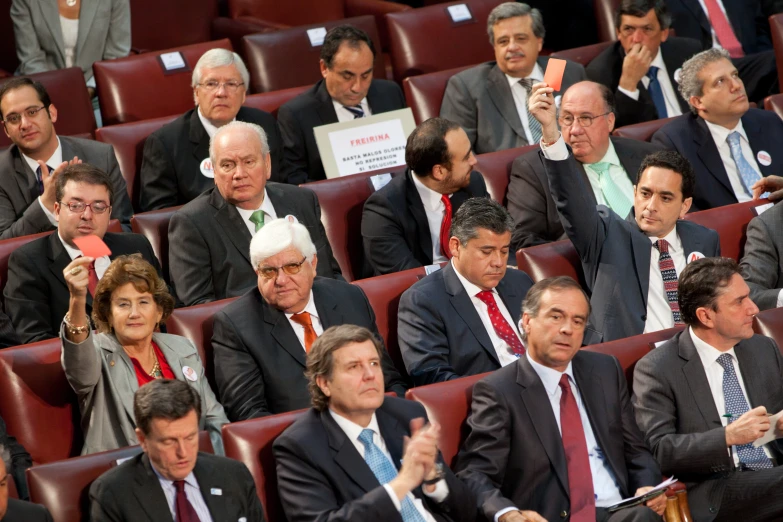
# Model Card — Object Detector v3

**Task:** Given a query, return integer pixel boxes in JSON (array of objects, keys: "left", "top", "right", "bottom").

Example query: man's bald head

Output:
[{"left": 559, "top": 81, "right": 616, "bottom": 164}]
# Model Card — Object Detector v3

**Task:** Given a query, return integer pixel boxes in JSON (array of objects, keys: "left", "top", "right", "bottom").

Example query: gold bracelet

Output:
[{"left": 63, "top": 313, "right": 90, "bottom": 336}]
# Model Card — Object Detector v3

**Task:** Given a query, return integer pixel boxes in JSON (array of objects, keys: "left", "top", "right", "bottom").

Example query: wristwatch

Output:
[{"left": 422, "top": 463, "right": 445, "bottom": 485}]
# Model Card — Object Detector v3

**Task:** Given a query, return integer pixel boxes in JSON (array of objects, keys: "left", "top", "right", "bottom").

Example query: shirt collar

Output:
[
  {"left": 411, "top": 171, "right": 448, "bottom": 212},
  {"left": 527, "top": 355, "right": 575, "bottom": 397},
  {"left": 197, "top": 107, "right": 235, "bottom": 139},
  {"left": 584, "top": 139, "right": 621, "bottom": 170},
  {"left": 504, "top": 62, "right": 545, "bottom": 87},
  {"left": 329, "top": 409, "right": 381, "bottom": 443},
  {"left": 150, "top": 461, "right": 199, "bottom": 489},
  {"left": 21, "top": 136, "right": 63, "bottom": 173},
  {"left": 648, "top": 225, "right": 682, "bottom": 253},
  {"left": 689, "top": 326, "right": 738, "bottom": 369},
  {"left": 703, "top": 117, "right": 748, "bottom": 145},
  {"left": 650, "top": 48, "right": 666, "bottom": 71},
  {"left": 451, "top": 258, "right": 499, "bottom": 296},
  {"left": 234, "top": 189, "right": 275, "bottom": 224},
  {"left": 285, "top": 290, "right": 318, "bottom": 320}
]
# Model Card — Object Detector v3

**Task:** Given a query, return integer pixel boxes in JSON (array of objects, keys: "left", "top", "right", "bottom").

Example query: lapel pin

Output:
[{"left": 211, "top": 488, "right": 222, "bottom": 496}]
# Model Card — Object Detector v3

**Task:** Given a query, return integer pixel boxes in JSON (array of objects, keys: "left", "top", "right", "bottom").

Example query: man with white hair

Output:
[
  {"left": 139, "top": 48, "right": 283, "bottom": 211},
  {"left": 168, "top": 121, "right": 342, "bottom": 307},
  {"left": 212, "top": 218, "right": 407, "bottom": 421}
]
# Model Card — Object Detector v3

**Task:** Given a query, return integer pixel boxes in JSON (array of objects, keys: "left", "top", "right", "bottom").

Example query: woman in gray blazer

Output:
[{"left": 59, "top": 253, "right": 228, "bottom": 456}]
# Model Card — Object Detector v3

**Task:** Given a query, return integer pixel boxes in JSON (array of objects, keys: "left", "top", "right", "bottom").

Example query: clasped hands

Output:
[{"left": 388, "top": 418, "right": 442, "bottom": 500}]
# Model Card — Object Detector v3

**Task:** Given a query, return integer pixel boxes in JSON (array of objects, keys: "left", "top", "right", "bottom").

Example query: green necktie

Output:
[
  {"left": 249, "top": 210, "right": 265, "bottom": 232},
  {"left": 591, "top": 162, "right": 632, "bottom": 217}
]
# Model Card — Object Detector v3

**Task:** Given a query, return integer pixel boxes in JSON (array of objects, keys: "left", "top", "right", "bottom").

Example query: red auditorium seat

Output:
[
  {"left": 550, "top": 41, "right": 613, "bottom": 66},
  {"left": 475, "top": 145, "right": 536, "bottom": 204},
  {"left": 611, "top": 116, "right": 678, "bottom": 142},
  {"left": 405, "top": 373, "right": 488, "bottom": 465},
  {"left": 593, "top": 0, "right": 620, "bottom": 43},
  {"left": 303, "top": 170, "right": 403, "bottom": 281},
  {"left": 0, "top": 0, "right": 18, "bottom": 76},
  {"left": 244, "top": 85, "right": 311, "bottom": 118},
  {"left": 94, "top": 39, "right": 233, "bottom": 126},
  {"left": 402, "top": 65, "right": 473, "bottom": 124},
  {"left": 222, "top": 409, "right": 305, "bottom": 522},
  {"left": 753, "top": 306, "right": 783, "bottom": 351},
  {"left": 130, "top": 206, "right": 182, "bottom": 283},
  {"left": 764, "top": 93, "right": 783, "bottom": 120},
  {"left": 0, "top": 67, "right": 96, "bottom": 149},
  {"left": 352, "top": 265, "right": 431, "bottom": 379},
  {"left": 770, "top": 14, "right": 783, "bottom": 91},
  {"left": 684, "top": 199, "right": 771, "bottom": 262},
  {"left": 95, "top": 115, "right": 177, "bottom": 211},
  {"left": 129, "top": 0, "right": 219, "bottom": 53},
  {"left": 0, "top": 338, "right": 82, "bottom": 464},
  {"left": 516, "top": 239, "right": 584, "bottom": 285},
  {"left": 166, "top": 297, "right": 238, "bottom": 395},
  {"left": 386, "top": 0, "right": 502, "bottom": 83},
  {"left": 242, "top": 16, "right": 385, "bottom": 93}
]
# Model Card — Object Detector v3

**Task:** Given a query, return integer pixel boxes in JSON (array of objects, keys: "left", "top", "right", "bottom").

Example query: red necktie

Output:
[
  {"left": 87, "top": 261, "right": 99, "bottom": 297},
  {"left": 475, "top": 290, "right": 525, "bottom": 355},
  {"left": 558, "top": 374, "right": 596, "bottom": 522},
  {"left": 173, "top": 480, "right": 200, "bottom": 522},
  {"left": 702, "top": 0, "right": 744, "bottom": 58},
  {"left": 290, "top": 312, "right": 317, "bottom": 352},
  {"left": 439, "top": 194, "right": 452, "bottom": 260}
]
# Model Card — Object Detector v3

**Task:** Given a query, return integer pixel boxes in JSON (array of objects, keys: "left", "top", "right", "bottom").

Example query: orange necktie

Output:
[{"left": 290, "top": 312, "right": 317, "bottom": 352}]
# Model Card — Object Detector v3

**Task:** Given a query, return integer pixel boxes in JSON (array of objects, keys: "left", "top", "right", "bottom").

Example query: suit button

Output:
[
  {"left": 710, "top": 506, "right": 717, "bottom": 514},
  {"left": 641, "top": 314, "right": 647, "bottom": 321},
  {"left": 560, "top": 511, "right": 568, "bottom": 518}
]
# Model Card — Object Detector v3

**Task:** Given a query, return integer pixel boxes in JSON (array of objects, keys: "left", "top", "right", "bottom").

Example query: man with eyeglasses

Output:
[
  {"left": 211, "top": 217, "right": 407, "bottom": 421},
  {"left": 4, "top": 164, "right": 164, "bottom": 344},
  {"left": 507, "top": 80, "right": 660, "bottom": 250},
  {"left": 0, "top": 77, "right": 133, "bottom": 238},
  {"left": 0, "top": 444, "right": 53, "bottom": 521},
  {"left": 528, "top": 80, "right": 720, "bottom": 344},
  {"left": 138, "top": 48, "right": 282, "bottom": 211},
  {"left": 168, "top": 121, "right": 342, "bottom": 307}
]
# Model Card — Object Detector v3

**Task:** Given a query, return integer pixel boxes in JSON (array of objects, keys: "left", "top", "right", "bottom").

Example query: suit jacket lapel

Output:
[
  {"left": 404, "top": 170, "right": 434, "bottom": 264},
  {"left": 208, "top": 189, "right": 252, "bottom": 265},
  {"left": 75, "top": 0, "right": 97, "bottom": 58},
  {"left": 133, "top": 455, "right": 175, "bottom": 522},
  {"left": 315, "top": 81, "right": 339, "bottom": 124},
  {"left": 487, "top": 65, "right": 527, "bottom": 142},
  {"left": 193, "top": 457, "right": 229, "bottom": 518},
  {"left": 612, "top": 138, "right": 646, "bottom": 184},
  {"left": 743, "top": 114, "right": 774, "bottom": 178},
  {"left": 376, "top": 405, "right": 405, "bottom": 469},
  {"left": 313, "top": 279, "right": 344, "bottom": 328},
  {"left": 495, "top": 275, "right": 521, "bottom": 324},
  {"left": 677, "top": 221, "right": 706, "bottom": 260},
  {"left": 266, "top": 183, "right": 296, "bottom": 221},
  {"left": 266, "top": 305, "right": 307, "bottom": 368},
  {"left": 660, "top": 44, "right": 690, "bottom": 113},
  {"left": 734, "top": 340, "right": 769, "bottom": 410},
  {"left": 679, "top": 332, "right": 722, "bottom": 429},
  {"left": 39, "top": 1, "right": 65, "bottom": 64},
  {"left": 100, "top": 335, "right": 140, "bottom": 427},
  {"left": 444, "top": 264, "right": 499, "bottom": 365},
  {"left": 322, "top": 409, "right": 380, "bottom": 492},
  {"left": 367, "top": 81, "right": 393, "bottom": 114},
  {"left": 10, "top": 149, "right": 36, "bottom": 208},
  {"left": 628, "top": 220, "right": 652, "bottom": 310},
  {"left": 693, "top": 117, "right": 734, "bottom": 194},
  {"left": 189, "top": 110, "right": 211, "bottom": 165},
  {"left": 680, "top": 0, "right": 712, "bottom": 36}
]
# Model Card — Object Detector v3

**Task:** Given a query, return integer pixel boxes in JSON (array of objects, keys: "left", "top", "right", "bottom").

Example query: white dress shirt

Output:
[
  {"left": 151, "top": 466, "right": 214, "bottom": 522},
  {"left": 582, "top": 141, "right": 635, "bottom": 209},
  {"left": 506, "top": 63, "right": 545, "bottom": 144},
  {"left": 58, "top": 232, "right": 110, "bottom": 279},
  {"left": 644, "top": 227, "right": 686, "bottom": 334},
  {"left": 616, "top": 49, "right": 683, "bottom": 118},
  {"left": 22, "top": 137, "right": 63, "bottom": 226},
  {"left": 333, "top": 97, "right": 372, "bottom": 123},
  {"left": 696, "top": 0, "right": 735, "bottom": 50},
  {"left": 234, "top": 189, "right": 278, "bottom": 237},
  {"left": 328, "top": 410, "right": 448, "bottom": 521},
  {"left": 197, "top": 107, "right": 235, "bottom": 139},
  {"left": 284, "top": 291, "right": 324, "bottom": 350},
  {"left": 689, "top": 328, "right": 774, "bottom": 464},
  {"left": 451, "top": 260, "right": 523, "bottom": 367},
  {"left": 703, "top": 119, "right": 762, "bottom": 203},
  {"left": 411, "top": 174, "right": 450, "bottom": 263}
]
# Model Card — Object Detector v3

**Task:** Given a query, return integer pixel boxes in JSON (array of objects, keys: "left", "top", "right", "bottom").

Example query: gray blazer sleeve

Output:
[
  {"left": 101, "top": 0, "right": 130, "bottom": 62},
  {"left": 440, "top": 75, "right": 479, "bottom": 148},
  {"left": 0, "top": 193, "right": 54, "bottom": 240},
  {"left": 60, "top": 327, "right": 102, "bottom": 397},
  {"left": 740, "top": 214, "right": 783, "bottom": 310}
]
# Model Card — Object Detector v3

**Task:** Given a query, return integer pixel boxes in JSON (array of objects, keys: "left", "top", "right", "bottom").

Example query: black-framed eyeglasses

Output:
[
  {"left": 257, "top": 256, "right": 308, "bottom": 280},
  {"left": 558, "top": 111, "right": 612, "bottom": 128},
  {"left": 1, "top": 106, "right": 48, "bottom": 126},
  {"left": 197, "top": 81, "right": 245, "bottom": 92},
  {"left": 64, "top": 201, "right": 111, "bottom": 214}
]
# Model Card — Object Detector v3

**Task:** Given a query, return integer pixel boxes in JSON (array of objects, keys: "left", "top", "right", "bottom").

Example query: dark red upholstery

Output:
[
  {"left": 516, "top": 239, "right": 584, "bottom": 285},
  {"left": 0, "top": 0, "right": 18, "bottom": 75},
  {"left": 222, "top": 409, "right": 306, "bottom": 522},
  {"left": 475, "top": 145, "right": 536, "bottom": 205},
  {"left": 405, "top": 373, "right": 488, "bottom": 466},
  {"left": 550, "top": 41, "right": 613, "bottom": 66},
  {"left": 0, "top": 231, "right": 50, "bottom": 294},
  {"left": 245, "top": 85, "right": 311, "bottom": 118},
  {"left": 242, "top": 16, "right": 385, "bottom": 93},
  {"left": 0, "top": 338, "right": 82, "bottom": 464},
  {"left": 386, "top": 0, "right": 501, "bottom": 82},
  {"left": 764, "top": 93, "right": 783, "bottom": 120},
  {"left": 684, "top": 199, "right": 771, "bottom": 261},
  {"left": 402, "top": 65, "right": 473, "bottom": 123},
  {"left": 130, "top": 206, "right": 182, "bottom": 283},
  {"left": 753, "top": 307, "right": 783, "bottom": 352},
  {"left": 0, "top": 67, "right": 96, "bottom": 148},
  {"left": 611, "top": 116, "right": 677, "bottom": 141},
  {"left": 352, "top": 265, "right": 430, "bottom": 380},
  {"left": 95, "top": 115, "right": 177, "bottom": 210},
  {"left": 129, "top": 0, "right": 219, "bottom": 52},
  {"left": 94, "top": 39, "right": 233, "bottom": 126},
  {"left": 166, "top": 298, "right": 238, "bottom": 396},
  {"left": 593, "top": 0, "right": 620, "bottom": 43},
  {"left": 769, "top": 14, "right": 783, "bottom": 91}
]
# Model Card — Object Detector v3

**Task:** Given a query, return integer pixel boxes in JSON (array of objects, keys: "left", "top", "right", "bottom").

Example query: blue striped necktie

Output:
[{"left": 343, "top": 105, "right": 364, "bottom": 119}]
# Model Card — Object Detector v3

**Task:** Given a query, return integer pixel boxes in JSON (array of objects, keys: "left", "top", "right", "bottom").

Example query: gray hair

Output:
[
  {"left": 519, "top": 276, "right": 590, "bottom": 341},
  {"left": 210, "top": 121, "right": 270, "bottom": 166},
  {"left": 451, "top": 197, "right": 514, "bottom": 245},
  {"left": 678, "top": 48, "right": 732, "bottom": 115},
  {"left": 249, "top": 218, "right": 318, "bottom": 269},
  {"left": 192, "top": 48, "right": 250, "bottom": 99},
  {"left": 487, "top": 2, "right": 545, "bottom": 45}
]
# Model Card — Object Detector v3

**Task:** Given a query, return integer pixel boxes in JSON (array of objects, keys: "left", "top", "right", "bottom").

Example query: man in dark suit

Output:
[
  {"left": 652, "top": 49, "right": 783, "bottom": 211},
  {"left": 168, "top": 121, "right": 342, "bottom": 307},
  {"left": 508, "top": 81, "right": 661, "bottom": 250},
  {"left": 0, "top": 417, "right": 31, "bottom": 501},
  {"left": 4, "top": 164, "right": 164, "bottom": 344},
  {"left": 213, "top": 218, "right": 406, "bottom": 421},
  {"left": 398, "top": 198, "right": 534, "bottom": 386},
  {"left": 274, "top": 324, "right": 475, "bottom": 522},
  {"left": 457, "top": 276, "right": 665, "bottom": 522},
  {"left": 440, "top": 2, "right": 586, "bottom": 155},
  {"left": 0, "top": 77, "right": 132, "bottom": 237},
  {"left": 90, "top": 379, "right": 265, "bottom": 522},
  {"left": 0, "top": 451, "right": 52, "bottom": 522},
  {"left": 740, "top": 200, "right": 783, "bottom": 310},
  {"left": 139, "top": 48, "right": 283, "bottom": 211},
  {"left": 530, "top": 80, "right": 720, "bottom": 343},
  {"left": 278, "top": 25, "right": 406, "bottom": 185},
  {"left": 633, "top": 257, "right": 783, "bottom": 521},
  {"left": 362, "top": 117, "right": 489, "bottom": 276}
]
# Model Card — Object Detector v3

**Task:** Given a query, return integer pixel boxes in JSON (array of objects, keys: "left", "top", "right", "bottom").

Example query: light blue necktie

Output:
[
  {"left": 590, "top": 162, "right": 633, "bottom": 217},
  {"left": 358, "top": 429, "right": 426, "bottom": 521},
  {"left": 646, "top": 66, "right": 667, "bottom": 118},
  {"left": 717, "top": 353, "right": 773, "bottom": 470},
  {"left": 726, "top": 131, "right": 766, "bottom": 198}
]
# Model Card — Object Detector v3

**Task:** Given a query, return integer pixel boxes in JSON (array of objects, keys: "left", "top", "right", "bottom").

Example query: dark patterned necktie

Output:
[
  {"left": 475, "top": 291, "right": 525, "bottom": 355},
  {"left": 34, "top": 165, "right": 53, "bottom": 195},
  {"left": 559, "top": 375, "right": 596, "bottom": 521},
  {"left": 518, "top": 78, "right": 543, "bottom": 143},
  {"left": 343, "top": 105, "right": 364, "bottom": 119},
  {"left": 653, "top": 239, "right": 683, "bottom": 325}
]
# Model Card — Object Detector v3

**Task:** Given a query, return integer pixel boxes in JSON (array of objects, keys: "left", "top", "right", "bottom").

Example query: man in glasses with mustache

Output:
[{"left": 211, "top": 217, "right": 407, "bottom": 422}]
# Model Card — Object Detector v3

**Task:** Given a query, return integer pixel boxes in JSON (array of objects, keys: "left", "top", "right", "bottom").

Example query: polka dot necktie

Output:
[
  {"left": 475, "top": 290, "right": 525, "bottom": 356},
  {"left": 717, "top": 353, "right": 773, "bottom": 469},
  {"left": 653, "top": 239, "right": 683, "bottom": 325}
]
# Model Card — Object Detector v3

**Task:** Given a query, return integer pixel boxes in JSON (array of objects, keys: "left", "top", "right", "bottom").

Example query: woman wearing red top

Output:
[{"left": 60, "top": 253, "right": 228, "bottom": 456}]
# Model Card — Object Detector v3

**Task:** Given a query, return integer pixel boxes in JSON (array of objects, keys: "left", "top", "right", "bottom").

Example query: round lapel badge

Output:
[
  {"left": 687, "top": 251, "right": 705, "bottom": 264},
  {"left": 182, "top": 365, "right": 198, "bottom": 382},
  {"left": 200, "top": 157, "right": 214, "bottom": 178},
  {"left": 284, "top": 214, "right": 299, "bottom": 224},
  {"left": 673, "top": 68, "right": 682, "bottom": 84},
  {"left": 757, "top": 150, "right": 772, "bottom": 167}
]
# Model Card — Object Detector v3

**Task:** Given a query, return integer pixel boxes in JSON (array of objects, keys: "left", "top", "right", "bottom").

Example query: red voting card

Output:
[
  {"left": 73, "top": 235, "right": 112, "bottom": 258},
  {"left": 543, "top": 58, "right": 567, "bottom": 91}
]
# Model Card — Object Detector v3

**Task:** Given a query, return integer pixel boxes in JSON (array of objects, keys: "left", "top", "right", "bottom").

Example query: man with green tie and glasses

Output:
[{"left": 168, "top": 121, "right": 343, "bottom": 307}]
